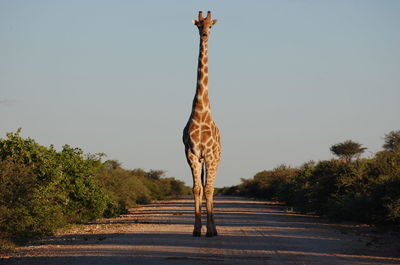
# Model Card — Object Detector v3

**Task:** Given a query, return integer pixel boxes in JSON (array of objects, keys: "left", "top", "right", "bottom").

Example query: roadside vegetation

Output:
[
  {"left": 0, "top": 129, "right": 191, "bottom": 250},
  {"left": 218, "top": 131, "right": 400, "bottom": 226}
]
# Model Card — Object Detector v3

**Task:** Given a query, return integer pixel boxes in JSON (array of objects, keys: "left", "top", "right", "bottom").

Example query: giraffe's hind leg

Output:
[
  {"left": 204, "top": 159, "right": 219, "bottom": 237},
  {"left": 185, "top": 150, "right": 203, "bottom": 236}
]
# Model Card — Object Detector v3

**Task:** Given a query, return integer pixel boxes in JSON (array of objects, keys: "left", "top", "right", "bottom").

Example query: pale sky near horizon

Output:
[{"left": 1, "top": 1, "right": 399, "bottom": 187}]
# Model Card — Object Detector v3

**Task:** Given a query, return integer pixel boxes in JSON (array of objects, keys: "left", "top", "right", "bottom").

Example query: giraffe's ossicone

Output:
[{"left": 183, "top": 11, "right": 221, "bottom": 237}]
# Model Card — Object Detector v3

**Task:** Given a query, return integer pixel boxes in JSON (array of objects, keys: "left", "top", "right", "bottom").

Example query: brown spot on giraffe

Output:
[
  {"left": 190, "top": 130, "right": 199, "bottom": 140},
  {"left": 201, "top": 130, "right": 212, "bottom": 142},
  {"left": 195, "top": 102, "right": 203, "bottom": 112},
  {"left": 203, "top": 76, "right": 208, "bottom": 85},
  {"left": 190, "top": 122, "right": 200, "bottom": 131},
  {"left": 202, "top": 125, "right": 211, "bottom": 131},
  {"left": 204, "top": 114, "right": 212, "bottom": 124},
  {"left": 200, "top": 112, "right": 207, "bottom": 122},
  {"left": 183, "top": 11, "right": 220, "bottom": 237},
  {"left": 191, "top": 111, "right": 199, "bottom": 120}
]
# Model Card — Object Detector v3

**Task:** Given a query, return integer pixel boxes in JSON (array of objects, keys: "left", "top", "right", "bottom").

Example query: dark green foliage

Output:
[
  {"left": 383, "top": 130, "right": 400, "bottom": 152},
  {"left": 0, "top": 131, "right": 191, "bottom": 249},
  {"left": 220, "top": 132, "right": 400, "bottom": 226},
  {"left": 146, "top": 170, "right": 165, "bottom": 180},
  {"left": 0, "top": 131, "right": 67, "bottom": 242},
  {"left": 0, "top": 131, "right": 112, "bottom": 243},
  {"left": 0, "top": 158, "right": 64, "bottom": 242},
  {"left": 236, "top": 165, "right": 297, "bottom": 200},
  {"left": 216, "top": 185, "right": 240, "bottom": 196},
  {"left": 97, "top": 163, "right": 191, "bottom": 207},
  {"left": 97, "top": 164, "right": 152, "bottom": 208},
  {"left": 57, "top": 145, "right": 109, "bottom": 223},
  {"left": 330, "top": 140, "right": 366, "bottom": 163}
]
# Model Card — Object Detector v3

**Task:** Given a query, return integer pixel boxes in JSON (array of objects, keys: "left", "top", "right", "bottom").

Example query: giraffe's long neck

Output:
[{"left": 191, "top": 38, "right": 211, "bottom": 115}]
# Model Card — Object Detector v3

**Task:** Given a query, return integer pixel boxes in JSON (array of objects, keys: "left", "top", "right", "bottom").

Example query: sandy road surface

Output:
[{"left": 1, "top": 196, "right": 399, "bottom": 265}]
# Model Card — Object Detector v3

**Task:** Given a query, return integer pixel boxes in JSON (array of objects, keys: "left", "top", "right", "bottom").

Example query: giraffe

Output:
[{"left": 183, "top": 11, "right": 221, "bottom": 237}]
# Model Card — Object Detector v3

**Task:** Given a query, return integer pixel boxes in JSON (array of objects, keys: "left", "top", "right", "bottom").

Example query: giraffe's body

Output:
[{"left": 183, "top": 11, "right": 220, "bottom": 237}]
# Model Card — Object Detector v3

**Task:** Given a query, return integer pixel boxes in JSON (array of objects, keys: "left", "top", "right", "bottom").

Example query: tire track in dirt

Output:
[{"left": 1, "top": 196, "right": 399, "bottom": 265}]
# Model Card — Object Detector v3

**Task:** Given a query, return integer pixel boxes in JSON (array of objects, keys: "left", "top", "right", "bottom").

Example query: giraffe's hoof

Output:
[
  {"left": 206, "top": 230, "right": 218, "bottom": 237},
  {"left": 193, "top": 231, "right": 201, "bottom": 237}
]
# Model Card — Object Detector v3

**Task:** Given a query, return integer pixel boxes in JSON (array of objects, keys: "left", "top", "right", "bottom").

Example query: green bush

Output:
[
  {"left": 0, "top": 130, "right": 191, "bottom": 248},
  {"left": 220, "top": 132, "right": 400, "bottom": 225},
  {"left": 97, "top": 165, "right": 153, "bottom": 208},
  {"left": 0, "top": 158, "right": 65, "bottom": 242},
  {"left": 216, "top": 185, "right": 240, "bottom": 196},
  {"left": 0, "top": 131, "right": 68, "bottom": 242},
  {"left": 57, "top": 145, "right": 111, "bottom": 223},
  {"left": 98, "top": 162, "right": 192, "bottom": 207}
]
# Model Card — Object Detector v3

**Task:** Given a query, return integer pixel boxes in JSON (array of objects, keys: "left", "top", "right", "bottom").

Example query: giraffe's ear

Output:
[
  {"left": 212, "top": 19, "right": 218, "bottom": 26},
  {"left": 192, "top": 19, "right": 198, "bottom": 25}
]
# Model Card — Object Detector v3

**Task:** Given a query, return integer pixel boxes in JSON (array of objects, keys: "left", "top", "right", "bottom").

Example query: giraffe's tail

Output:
[{"left": 201, "top": 161, "right": 206, "bottom": 187}]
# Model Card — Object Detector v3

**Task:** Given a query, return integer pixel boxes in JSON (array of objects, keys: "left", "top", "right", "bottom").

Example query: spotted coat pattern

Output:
[{"left": 183, "top": 11, "right": 220, "bottom": 237}]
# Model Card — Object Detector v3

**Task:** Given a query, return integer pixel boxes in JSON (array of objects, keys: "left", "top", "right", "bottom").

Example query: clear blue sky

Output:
[{"left": 1, "top": 1, "right": 399, "bottom": 187}]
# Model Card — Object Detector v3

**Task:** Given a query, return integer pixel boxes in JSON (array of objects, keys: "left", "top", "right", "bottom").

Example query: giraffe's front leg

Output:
[
  {"left": 186, "top": 150, "right": 203, "bottom": 236},
  {"left": 204, "top": 163, "right": 218, "bottom": 237},
  {"left": 193, "top": 180, "right": 203, "bottom": 237}
]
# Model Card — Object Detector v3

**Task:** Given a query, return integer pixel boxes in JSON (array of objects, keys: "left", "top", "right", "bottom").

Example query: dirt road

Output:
[{"left": 1, "top": 196, "right": 399, "bottom": 265}]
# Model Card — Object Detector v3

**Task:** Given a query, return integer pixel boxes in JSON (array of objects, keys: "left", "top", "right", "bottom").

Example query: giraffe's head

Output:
[{"left": 192, "top": 11, "right": 218, "bottom": 41}]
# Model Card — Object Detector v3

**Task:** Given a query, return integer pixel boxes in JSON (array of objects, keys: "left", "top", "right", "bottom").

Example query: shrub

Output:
[
  {"left": 220, "top": 131, "right": 400, "bottom": 225},
  {"left": 0, "top": 158, "right": 65, "bottom": 242},
  {"left": 0, "top": 130, "right": 191, "bottom": 249},
  {"left": 57, "top": 145, "right": 111, "bottom": 222},
  {"left": 0, "top": 132, "right": 191, "bottom": 248},
  {"left": 97, "top": 162, "right": 192, "bottom": 207},
  {"left": 97, "top": 165, "right": 153, "bottom": 208}
]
